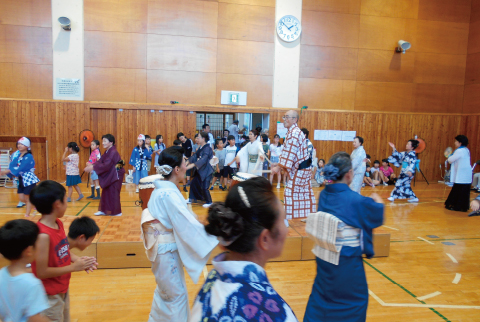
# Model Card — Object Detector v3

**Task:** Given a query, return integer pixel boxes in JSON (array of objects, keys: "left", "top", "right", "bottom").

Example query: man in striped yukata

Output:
[{"left": 272, "top": 110, "right": 316, "bottom": 219}]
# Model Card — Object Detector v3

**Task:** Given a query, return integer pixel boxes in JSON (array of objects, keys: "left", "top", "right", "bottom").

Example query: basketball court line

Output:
[
  {"left": 417, "top": 291, "right": 442, "bottom": 301},
  {"left": 446, "top": 253, "right": 458, "bottom": 263},
  {"left": 452, "top": 273, "right": 461, "bottom": 284},
  {"left": 369, "top": 290, "right": 480, "bottom": 310},
  {"left": 418, "top": 237, "right": 435, "bottom": 245}
]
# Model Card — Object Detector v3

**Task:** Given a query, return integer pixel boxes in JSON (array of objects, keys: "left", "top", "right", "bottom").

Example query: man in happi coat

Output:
[
  {"left": 272, "top": 110, "right": 316, "bottom": 219},
  {"left": 85, "top": 134, "right": 123, "bottom": 216}
]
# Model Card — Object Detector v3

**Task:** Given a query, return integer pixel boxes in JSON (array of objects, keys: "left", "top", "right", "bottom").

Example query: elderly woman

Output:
[
  {"left": 190, "top": 177, "right": 297, "bottom": 322},
  {"left": 350, "top": 136, "right": 367, "bottom": 193},
  {"left": 304, "top": 152, "right": 384, "bottom": 322},
  {"left": 445, "top": 135, "right": 472, "bottom": 212}
]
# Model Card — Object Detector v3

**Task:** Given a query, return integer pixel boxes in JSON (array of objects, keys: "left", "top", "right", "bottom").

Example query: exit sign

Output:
[{"left": 221, "top": 90, "right": 247, "bottom": 105}]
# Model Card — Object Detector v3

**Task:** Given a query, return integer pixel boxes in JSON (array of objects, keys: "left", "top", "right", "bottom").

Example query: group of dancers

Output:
[{"left": 1, "top": 112, "right": 478, "bottom": 322}]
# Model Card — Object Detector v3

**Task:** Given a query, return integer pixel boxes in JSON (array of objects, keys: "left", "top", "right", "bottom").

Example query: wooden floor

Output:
[{"left": 1, "top": 182, "right": 480, "bottom": 321}]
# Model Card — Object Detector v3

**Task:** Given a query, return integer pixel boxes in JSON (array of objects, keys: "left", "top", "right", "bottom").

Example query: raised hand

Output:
[{"left": 388, "top": 142, "right": 395, "bottom": 149}]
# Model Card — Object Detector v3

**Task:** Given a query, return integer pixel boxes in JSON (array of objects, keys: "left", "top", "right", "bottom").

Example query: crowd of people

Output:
[{"left": 0, "top": 112, "right": 479, "bottom": 322}]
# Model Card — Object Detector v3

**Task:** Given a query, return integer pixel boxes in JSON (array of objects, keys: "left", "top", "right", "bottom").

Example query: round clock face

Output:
[{"left": 276, "top": 15, "right": 302, "bottom": 42}]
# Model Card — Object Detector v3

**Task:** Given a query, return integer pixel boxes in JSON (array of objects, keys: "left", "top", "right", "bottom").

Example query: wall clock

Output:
[{"left": 276, "top": 15, "right": 302, "bottom": 42}]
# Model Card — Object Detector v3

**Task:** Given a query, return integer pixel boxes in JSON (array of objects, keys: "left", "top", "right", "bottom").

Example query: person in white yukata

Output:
[
  {"left": 142, "top": 146, "right": 218, "bottom": 322},
  {"left": 350, "top": 136, "right": 368, "bottom": 193},
  {"left": 235, "top": 130, "right": 265, "bottom": 176}
]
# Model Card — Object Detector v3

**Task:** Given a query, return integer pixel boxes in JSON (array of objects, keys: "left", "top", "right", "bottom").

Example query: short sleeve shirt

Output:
[
  {"left": 0, "top": 267, "right": 49, "bottom": 322},
  {"left": 66, "top": 154, "right": 79, "bottom": 175}
]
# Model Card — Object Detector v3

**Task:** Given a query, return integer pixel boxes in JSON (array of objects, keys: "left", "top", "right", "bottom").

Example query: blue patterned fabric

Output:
[
  {"left": 8, "top": 153, "right": 39, "bottom": 187},
  {"left": 190, "top": 253, "right": 298, "bottom": 321},
  {"left": 129, "top": 147, "right": 152, "bottom": 171},
  {"left": 388, "top": 150, "right": 417, "bottom": 199}
]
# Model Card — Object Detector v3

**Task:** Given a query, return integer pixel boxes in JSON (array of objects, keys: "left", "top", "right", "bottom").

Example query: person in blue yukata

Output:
[{"left": 304, "top": 151, "right": 384, "bottom": 322}]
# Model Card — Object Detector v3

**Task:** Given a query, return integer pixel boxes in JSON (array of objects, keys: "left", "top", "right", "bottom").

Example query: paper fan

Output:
[{"left": 79, "top": 130, "right": 95, "bottom": 148}]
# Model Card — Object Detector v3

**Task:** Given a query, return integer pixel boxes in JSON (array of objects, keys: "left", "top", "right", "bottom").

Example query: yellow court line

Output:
[{"left": 369, "top": 290, "right": 480, "bottom": 309}]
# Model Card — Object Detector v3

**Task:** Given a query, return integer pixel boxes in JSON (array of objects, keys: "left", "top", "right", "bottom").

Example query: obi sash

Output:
[
  {"left": 248, "top": 154, "right": 258, "bottom": 163},
  {"left": 306, "top": 211, "right": 361, "bottom": 265},
  {"left": 140, "top": 208, "right": 176, "bottom": 262}
]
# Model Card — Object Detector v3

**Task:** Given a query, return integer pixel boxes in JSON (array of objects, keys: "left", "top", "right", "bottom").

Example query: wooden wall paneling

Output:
[
  {"left": 216, "top": 39, "right": 274, "bottom": 75},
  {"left": 354, "top": 81, "right": 414, "bottom": 112},
  {"left": 85, "top": 68, "right": 147, "bottom": 103},
  {"left": 298, "top": 79, "right": 356, "bottom": 110},
  {"left": 415, "top": 20, "right": 469, "bottom": 55},
  {"left": 463, "top": 115, "right": 480, "bottom": 165},
  {"left": 215, "top": 73, "right": 273, "bottom": 107},
  {"left": 413, "top": 53, "right": 467, "bottom": 85},
  {"left": 147, "top": 70, "right": 216, "bottom": 105},
  {"left": 27, "top": 64, "right": 53, "bottom": 99},
  {"left": 147, "top": 34, "right": 217, "bottom": 72},
  {"left": 217, "top": 3, "right": 275, "bottom": 42},
  {"left": 472, "top": 0, "right": 480, "bottom": 23},
  {"left": 0, "top": 63, "right": 28, "bottom": 98},
  {"left": 301, "top": 11, "right": 360, "bottom": 48},
  {"left": 84, "top": 31, "right": 147, "bottom": 69},
  {"left": 360, "top": 0, "right": 419, "bottom": 19},
  {"left": 0, "top": 0, "right": 52, "bottom": 28},
  {"left": 356, "top": 49, "right": 415, "bottom": 83},
  {"left": 84, "top": 0, "right": 148, "bottom": 33},
  {"left": 463, "top": 84, "right": 480, "bottom": 113},
  {"left": 418, "top": 0, "right": 471, "bottom": 23},
  {"left": 412, "top": 84, "right": 464, "bottom": 113},
  {"left": 299, "top": 46, "right": 358, "bottom": 80},
  {"left": 147, "top": 0, "right": 218, "bottom": 38},
  {"left": 0, "top": 25, "right": 52, "bottom": 65},
  {"left": 302, "top": 0, "right": 361, "bottom": 14},
  {"left": 468, "top": 21, "right": 480, "bottom": 54},
  {"left": 218, "top": 0, "right": 275, "bottom": 7},
  {"left": 358, "top": 16, "right": 417, "bottom": 51},
  {"left": 465, "top": 52, "right": 480, "bottom": 84}
]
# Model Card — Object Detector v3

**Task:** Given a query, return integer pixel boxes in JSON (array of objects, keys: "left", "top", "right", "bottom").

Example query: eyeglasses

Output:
[{"left": 282, "top": 115, "right": 296, "bottom": 120}]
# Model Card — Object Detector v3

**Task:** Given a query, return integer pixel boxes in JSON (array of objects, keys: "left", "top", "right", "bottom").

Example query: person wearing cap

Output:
[
  {"left": 130, "top": 134, "right": 153, "bottom": 193},
  {"left": 0, "top": 137, "right": 40, "bottom": 217}
]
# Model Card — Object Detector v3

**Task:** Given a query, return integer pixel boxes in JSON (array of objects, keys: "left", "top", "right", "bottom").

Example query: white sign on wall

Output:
[
  {"left": 55, "top": 78, "right": 81, "bottom": 98},
  {"left": 314, "top": 130, "right": 356, "bottom": 141},
  {"left": 221, "top": 91, "right": 247, "bottom": 105}
]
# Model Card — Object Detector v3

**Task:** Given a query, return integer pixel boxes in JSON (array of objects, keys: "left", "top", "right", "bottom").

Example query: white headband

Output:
[
  {"left": 138, "top": 134, "right": 145, "bottom": 141},
  {"left": 18, "top": 137, "right": 31, "bottom": 148}
]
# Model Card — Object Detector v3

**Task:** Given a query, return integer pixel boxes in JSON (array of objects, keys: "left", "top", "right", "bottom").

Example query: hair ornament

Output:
[
  {"left": 158, "top": 164, "right": 173, "bottom": 175},
  {"left": 238, "top": 186, "right": 251, "bottom": 208}
]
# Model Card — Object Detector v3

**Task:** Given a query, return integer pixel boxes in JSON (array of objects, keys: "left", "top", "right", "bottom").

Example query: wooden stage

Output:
[{"left": 1, "top": 182, "right": 480, "bottom": 321}]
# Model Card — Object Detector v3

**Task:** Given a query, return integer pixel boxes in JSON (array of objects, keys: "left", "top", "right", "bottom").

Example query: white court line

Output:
[
  {"left": 446, "top": 253, "right": 458, "bottom": 263},
  {"left": 417, "top": 291, "right": 442, "bottom": 301},
  {"left": 417, "top": 237, "right": 434, "bottom": 245},
  {"left": 203, "top": 266, "right": 208, "bottom": 279},
  {"left": 382, "top": 225, "right": 399, "bottom": 231},
  {"left": 452, "top": 273, "right": 462, "bottom": 284},
  {"left": 369, "top": 290, "right": 480, "bottom": 309}
]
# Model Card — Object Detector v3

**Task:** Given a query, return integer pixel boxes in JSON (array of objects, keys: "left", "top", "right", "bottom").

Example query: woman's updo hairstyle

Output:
[
  {"left": 199, "top": 132, "right": 209, "bottom": 142},
  {"left": 205, "top": 177, "right": 279, "bottom": 254},
  {"left": 455, "top": 135, "right": 468, "bottom": 147},
  {"left": 408, "top": 139, "right": 419, "bottom": 150},
  {"left": 250, "top": 130, "right": 259, "bottom": 138},
  {"left": 157, "top": 146, "right": 185, "bottom": 179},
  {"left": 323, "top": 151, "right": 352, "bottom": 181},
  {"left": 67, "top": 142, "right": 80, "bottom": 153}
]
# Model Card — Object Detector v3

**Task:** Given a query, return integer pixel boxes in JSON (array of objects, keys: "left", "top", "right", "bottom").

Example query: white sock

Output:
[{"left": 96, "top": 186, "right": 100, "bottom": 189}]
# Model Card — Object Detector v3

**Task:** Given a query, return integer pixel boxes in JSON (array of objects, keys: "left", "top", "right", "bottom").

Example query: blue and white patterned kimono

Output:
[
  {"left": 8, "top": 152, "right": 40, "bottom": 188},
  {"left": 388, "top": 150, "right": 417, "bottom": 199},
  {"left": 129, "top": 146, "right": 152, "bottom": 184},
  {"left": 190, "top": 253, "right": 298, "bottom": 322},
  {"left": 350, "top": 146, "right": 366, "bottom": 194}
]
